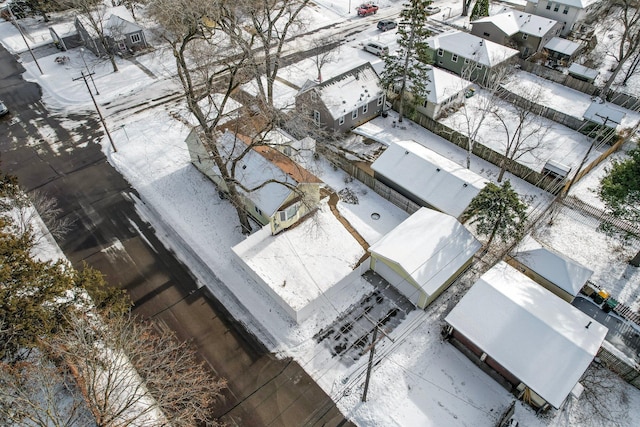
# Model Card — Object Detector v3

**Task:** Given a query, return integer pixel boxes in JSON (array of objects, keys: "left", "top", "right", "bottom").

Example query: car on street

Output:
[
  {"left": 0, "top": 101, "right": 8, "bottom": 117},
  {"left": 377, "top": 20, "right": 397, "bottom": 31},
  {"left": 425, "top": 5, "right": 441, "bottom": 15},
  {"left": 356, "top": 3, "right": 378, "bottom": 16},
  {"left": 364, "top": 42, "right": 389, "bottom": 56}
]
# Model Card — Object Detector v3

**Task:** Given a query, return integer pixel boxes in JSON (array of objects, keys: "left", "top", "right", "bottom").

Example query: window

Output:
[
  {"left": 476, "top": 63, "right": 483, "bottom": 70},
  {"left": 483, "top": 32, "right": 490, "bottom": 37},
  {"left": 377, "top": 95, "right": 384, "bottom": 106},
  {"left": 563, "top": 6, "right": 569, "bottom": 14},
  {"left": 255, "top": 206, "right": 263, "bottom": 215},
  {"left": 311, "top": 91, "right": 317, "bottom": 101},
  {"left": 546, "top": 2, "right": 551, "bottom": 10},
  {"left": 130, "top": 33, "right": 142, "bottom": 44},
  {"left": 437, "top": 48, "right": 443, "bottom": 56},
  {"left": 451, "top": 53, "right": 458, "bottom": 62},
  {"left": 352, "top": 109, "right": 358, "bottom": 120},
  {"left": 553, "top": 4, "right": 559, "bottom": 11},
  {"left": 522, "top": 33, "right": 528, "bottom": 40},
  {"left": 339, "top": 115, "right": 345, "bottom": 125},
  {"left": 313, "top": 110, "right": 320, "bottom": 126},
  {"left": 279, "top": 203, "right": 300, "bottom": 222},
  {"left": 362, "top": 104, "right": 368, "bottom": 114},
  {"left": 464, "top": 58, "right": 470, "bottom": 64}
]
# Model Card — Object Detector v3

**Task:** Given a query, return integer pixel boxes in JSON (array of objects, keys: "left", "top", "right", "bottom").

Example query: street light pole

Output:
[
  {"left": 80, "top": 47, "right": 99, "bottom": 95},
  {"left": 73, "top": 70, "right": 116, "bottom": 152},
  {"left": 8, "top": 5, "right": 43, "bottom": 75}
]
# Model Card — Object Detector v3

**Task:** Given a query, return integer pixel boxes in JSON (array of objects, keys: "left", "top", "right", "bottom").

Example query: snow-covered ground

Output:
[{"left": 2, "top": 2, "right": 640, "bottom": 426}]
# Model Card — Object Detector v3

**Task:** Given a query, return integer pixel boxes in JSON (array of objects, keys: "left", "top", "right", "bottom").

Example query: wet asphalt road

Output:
[{"left": 0, "top": 44, "right": 352, "bottom": 427}]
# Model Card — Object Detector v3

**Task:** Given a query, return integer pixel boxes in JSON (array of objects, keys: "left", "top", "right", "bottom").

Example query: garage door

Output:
[{"left": 373, "top": 260, "right": 422, "bottom": 307}]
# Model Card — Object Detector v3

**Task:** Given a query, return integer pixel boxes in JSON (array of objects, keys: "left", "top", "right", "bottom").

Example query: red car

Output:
[{"left": 356, "top": 3, "right": 378, "bottom": 16}]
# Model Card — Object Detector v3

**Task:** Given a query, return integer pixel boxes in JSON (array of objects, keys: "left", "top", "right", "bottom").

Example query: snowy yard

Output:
[{"left": 2, "top": 1, "right": 640, "bottom": 426}]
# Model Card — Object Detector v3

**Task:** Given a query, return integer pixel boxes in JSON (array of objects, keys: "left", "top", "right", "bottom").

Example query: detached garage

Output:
[{"left": 368, "top": 207, "right": 481, "bottom": 309}]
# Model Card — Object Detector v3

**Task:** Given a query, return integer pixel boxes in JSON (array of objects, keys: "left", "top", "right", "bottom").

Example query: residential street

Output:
[{"left": 0, "top": 44, "right": 352, "bottom": 427}]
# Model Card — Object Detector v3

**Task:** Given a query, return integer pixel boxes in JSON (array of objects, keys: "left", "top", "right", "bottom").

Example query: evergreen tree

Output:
[
  {"left": 381, "top": 0, "right": 432, "bottom": 123},
  {"left": 462, "top": 180, "right": 527, "bottom": 248},
  {"left": 470, "top": 0, "right": 489, "bottom": 20},
  {"left": 599, "top": 147, "right": 640, "bottom": 266}
]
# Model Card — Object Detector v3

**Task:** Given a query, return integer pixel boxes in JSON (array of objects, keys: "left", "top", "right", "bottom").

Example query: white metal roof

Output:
[
  {"left": 568, "top": 63, "right": 599, "bottom": 80},
  {"left": 370, "top": 140, "right": 488, "bottom": 218},
  {"left": 513, "top": 235, "right": 594, "bottom": 296},
  {"left": 427, "top": 31, "right": 519, "bottom": 67},
  {"left": 445, "top": 261, "right": 608, "bottom": 408},
  {"left": 369, "top": 207, "right": 480, "bottom": 296}
]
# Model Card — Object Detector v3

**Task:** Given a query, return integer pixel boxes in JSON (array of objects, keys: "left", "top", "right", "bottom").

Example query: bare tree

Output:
[
  {"left": 48, "top": 313, "right": 226, "bottom": 427},
  {"left": 451, "top": 64, "right": 511, "bottom": 169},
  {"left": 602, "top": 0, "right": 640, "bottom": 96},
  {"left": 228, "top": 0, "right": 310, "bottom": 106},
  {"left": 311, "top": 35, "right": 339, "bottom": 83},
  {"left": 0, "top": 355, "right": 94, "bottom": 427},
  {"left": 492, "top": 87, "right": 551, "bottom": 182}
]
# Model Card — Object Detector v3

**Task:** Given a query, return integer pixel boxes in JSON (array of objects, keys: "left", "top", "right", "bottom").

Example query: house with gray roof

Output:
[
  {"left": 295, "top": 62, "right": 385, "bottom": 133},
  {"left": 471, "top": 9, "right": 563, "bottom": 57},
  {"left": 426, "top": 32, "right": 519, "bottom": 84}
]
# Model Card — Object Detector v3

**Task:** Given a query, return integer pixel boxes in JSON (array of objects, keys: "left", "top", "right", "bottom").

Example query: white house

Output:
[
  {"left": 415, "top": 67, "right": 473, "bottom": 120},
  {"left": 370, "top": 140, "right": 488, "bottom": 218},
  {"left": 368, "top": 207, "right": 481, "bottom": 309},
  {"left": 445, "top": 261, "right": 607, "bottom": 410},
  {"left": 524, "top": 0, "right": 602, "bottom": 36}
]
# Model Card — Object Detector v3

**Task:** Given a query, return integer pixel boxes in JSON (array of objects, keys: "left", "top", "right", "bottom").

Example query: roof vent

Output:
[
  {"left": 463, "top": 183, "right": 468, "bottom": 187},
  {"left": 436, "top": 168, "right": 441, "bottom": 172},
  {"left": 479, "top": 40, "right": 483, "bottom": 46}
]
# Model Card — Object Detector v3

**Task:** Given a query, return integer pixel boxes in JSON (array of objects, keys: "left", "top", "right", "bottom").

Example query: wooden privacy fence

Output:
[
  {"left": 597, "top": 346, "right": 640, "bottom": 390},
  {"left": 516, "top": 59, "right": 640, "bottom": 110}
]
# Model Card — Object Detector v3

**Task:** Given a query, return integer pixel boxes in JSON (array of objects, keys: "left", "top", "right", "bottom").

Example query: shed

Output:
[
  {"left": 583, "top": 102, "right": 626, "bottom": 128},
  {"left": 445, "top": 261, "right": 607, "bottom": 410},
  {"left": 370, "top": 140, "right": 488, "bottom": 218},
  {"left": 544, "top": 37, "right": 582, "bottom": 62},
  {"left": 368, "top": 207, "right": 481, "bottom": 309},
  {"left": 508, "top": 235, "right": 594, "bottom": 302},
  {"left": 568, "top": 63, "right": 599, "bottom": 83}
]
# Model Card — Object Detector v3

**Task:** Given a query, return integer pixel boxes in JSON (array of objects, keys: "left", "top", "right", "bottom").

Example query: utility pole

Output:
[
  {"left": 80, "top": 47, "right": 99, "bottom": 95},
  {"left": 8, "top": 4, "right": 43, "bottom": 75},
  {"left": 73, "top": 70, "right": 116, "bottom": 152},
  {"left": 361, "top": 316, "right": 394, "bottom": 402}
]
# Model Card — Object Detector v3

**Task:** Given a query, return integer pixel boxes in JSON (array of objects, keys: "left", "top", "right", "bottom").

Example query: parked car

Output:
[
  {"left": 356, "top": 3, "right": 378, "bottom": 16},
  {"left": 364, "top": 42, "right": 389, "bottom": 56},
  {"left": 425, "top": 5, "right": 441, "bottom": 15},
  {"left": 377, "top": 20, "right": 397, "bottom": 31},
  {"left": 0, "top": 101, "right": 8, "bottom": 117}
]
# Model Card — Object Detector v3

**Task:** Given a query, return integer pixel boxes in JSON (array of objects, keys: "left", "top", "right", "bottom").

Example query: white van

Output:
[{"left": 364, "top": 42, "right": 389, "bottom": 56}]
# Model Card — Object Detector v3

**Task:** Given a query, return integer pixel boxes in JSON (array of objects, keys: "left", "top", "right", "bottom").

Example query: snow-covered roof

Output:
[
  {"left": 216, "top": 131, "right": 321, "bottom": 216},
  {"left": 298, "top": 62, "right": 383, "bottom": 121},
  {"left": 445, "top": 261, "right": 607, "bottom": 409},
  {"left": 425, "top": 67, "right": 473, "bottom": 104},
  {"left": 583, "top": 102, "right": 626, "bottom": 127},
  {"left": 371, "top": 140, "right": 488, "bottom": 218},
  {"left": 544, "top": 37, "right": 582, "bottom": 55},
  {"left": 49, "top": 21, "right": 77, "bottom": 38},
  {"left": 568, "top": 63, "right": 599, "bottom": 80},
  {"left": 369, "top": 207, "right": 480, "bottom": 296},
  {"left": 513, "top": 235, "right": 594, "bottom": 296},
  {"left": 76, "top": 6, "right": 140, "bottom": 39},
  {"left": 527, "top": 0, "right": 599, "bottom": 7},
  {"left": 427, "top": 32, "right": 519, "bottom": 67},
  {"left": 472, "top": 10, "right": 559, "bottom": 37}
]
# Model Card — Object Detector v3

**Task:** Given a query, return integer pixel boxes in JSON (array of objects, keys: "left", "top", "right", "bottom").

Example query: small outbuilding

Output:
[
  {"left": 544, "top": 37, "right": 582, "bottom": 63},
  {"left": 567, "top": 63, "right": 599, "bottom": 83},
  {"left": 444, "top": 261, "right": 607, "bottom": 411},
  {"left": 368, "top": 207, "right": 481, "bottom": 309},
  {"left": 415, "top": 67, "right": 473, "bottom": 120},
  {"left": 370, "top": 140, "right": 488, "bottom": 219},
  {"left": 508, "top": 235, "right": 594, "bottom": 302}
]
